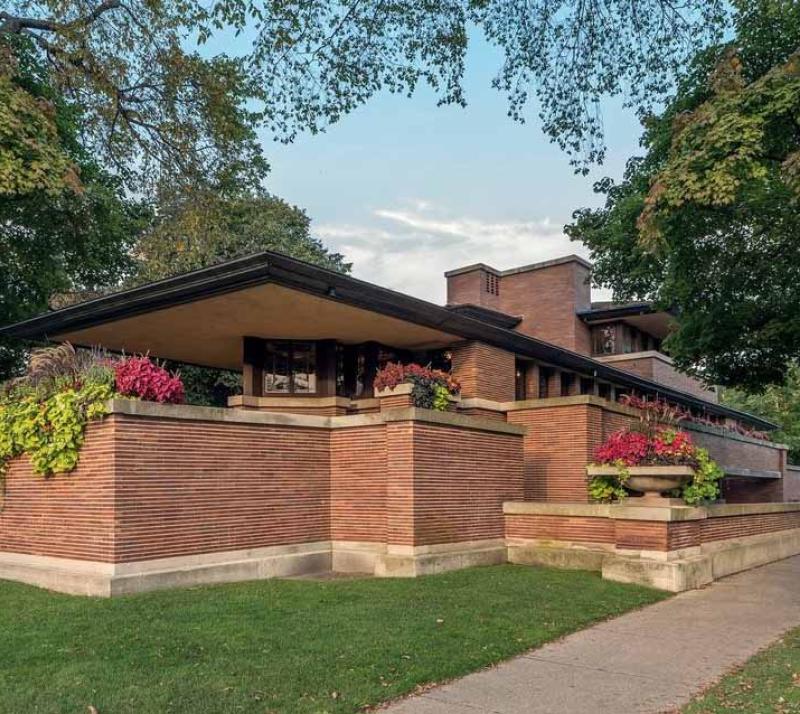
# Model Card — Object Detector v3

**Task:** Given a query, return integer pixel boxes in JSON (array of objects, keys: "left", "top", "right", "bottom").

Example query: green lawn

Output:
[
  {"left": 0, "top": 564, "right": 667, "bottom": 713},
  {"left": 683, "top": 627, "right": 800, "bottom": 713}
]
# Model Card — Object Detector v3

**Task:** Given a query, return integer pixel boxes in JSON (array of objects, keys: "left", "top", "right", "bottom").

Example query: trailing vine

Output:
[{"left": 0, "top": 343, "right": 185, "bottom": 485}]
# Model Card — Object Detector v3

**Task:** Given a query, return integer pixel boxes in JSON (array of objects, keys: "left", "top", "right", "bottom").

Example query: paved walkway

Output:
[{"left": 384, "top": 556, "right": 800, "bottom": 714}]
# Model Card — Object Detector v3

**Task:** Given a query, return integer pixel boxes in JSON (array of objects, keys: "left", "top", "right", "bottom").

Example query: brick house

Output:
[{"left": 1, "top": 251, "right": 798, "bottom": 595}]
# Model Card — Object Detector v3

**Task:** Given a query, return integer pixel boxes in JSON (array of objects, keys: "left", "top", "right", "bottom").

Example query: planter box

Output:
[
  {"left": 375, "top": 383, "right": 461, "bottom": 411},
  {"left": 587, "top": 465, "right": 695, "bottom": 506}
]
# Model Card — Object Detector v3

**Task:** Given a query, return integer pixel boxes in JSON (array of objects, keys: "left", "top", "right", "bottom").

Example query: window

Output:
[
  {"left": 515, "top": 360, "right": 527, "bottom": 400},
  {"left": 264, "top": 341, "right": 317, "bottom": 394},
  {"left": 560, "top": 372, "right": 574, "bottom": 397},
  {"left": 485, "top": 272, "right": 499, "bottom": 296},
  {"left": 580, "top": 377, "right": 594, "bottom": 395},
  {"left": 592, "top": 325, "right": 616, "bottom": 355}
]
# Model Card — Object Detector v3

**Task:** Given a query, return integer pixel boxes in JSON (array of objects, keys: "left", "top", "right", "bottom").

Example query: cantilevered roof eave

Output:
[{"left": 0, "top": 250, "right": 777, "bottom": 431}]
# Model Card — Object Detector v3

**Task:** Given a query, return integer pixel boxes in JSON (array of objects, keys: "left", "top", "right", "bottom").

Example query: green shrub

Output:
[{"left": 0, "top": 378, "right": 114, "bottom": 479}]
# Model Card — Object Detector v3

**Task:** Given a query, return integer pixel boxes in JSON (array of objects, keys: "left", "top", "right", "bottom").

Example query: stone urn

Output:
[{"left": 587, "top": 464, "right": 694, "bottom": 506}]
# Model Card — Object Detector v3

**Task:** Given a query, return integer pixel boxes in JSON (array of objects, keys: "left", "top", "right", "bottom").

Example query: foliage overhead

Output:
[
  {"left": 132, "top": 186, "right": 350, "bottom": 284},
  {"left": 0, "top": 37, "right": 149, "bottom": 381},
  {"left": 567, "top": 0, "right": 800, "bottom": 390},
  {"left": 0, "top": 0, "right": 730, "bottom": 188}
]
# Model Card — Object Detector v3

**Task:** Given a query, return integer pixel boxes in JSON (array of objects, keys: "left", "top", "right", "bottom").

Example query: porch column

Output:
[
  {"left": 450, "top": 341, "right": 516, "bottom": 403},
  {"left": 242, "top": 336, "right": 264, "bottom": 397}
]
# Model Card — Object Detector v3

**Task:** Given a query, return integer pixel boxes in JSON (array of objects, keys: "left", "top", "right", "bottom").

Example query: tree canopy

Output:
[
  {"left": 132, "top": 185, "right": 349, "bottom": 285},
  {"left": 0, "top": 37, "right": 148, "bottom": 379},
  {"left": 1, "top": 0, "right": 730, "bottom": 191},
  {"left": 567, "top": 0, "right": 800, "bottom": 391}
]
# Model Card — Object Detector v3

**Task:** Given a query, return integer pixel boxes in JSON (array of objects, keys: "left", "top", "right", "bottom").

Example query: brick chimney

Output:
[{"left": 445, "top": 255, "right": 593, "bottom": 354}]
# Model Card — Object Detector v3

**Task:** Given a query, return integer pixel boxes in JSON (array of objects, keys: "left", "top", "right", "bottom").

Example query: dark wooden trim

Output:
[{"left": 0, "top": 249, "right": 775, "bottom": 430}]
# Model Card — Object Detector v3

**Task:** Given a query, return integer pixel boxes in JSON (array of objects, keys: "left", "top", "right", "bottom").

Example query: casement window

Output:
[{"left": 264, "top": 340, "right": 317, "bottom": 394}]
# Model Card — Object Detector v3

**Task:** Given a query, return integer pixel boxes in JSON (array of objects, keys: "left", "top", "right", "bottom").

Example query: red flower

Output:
[
  {"left": 594, "top": 430, "right": 649, "bottom": 466},
  {"left": 114, "top": 357, "right": 185, "bottom": 404}
]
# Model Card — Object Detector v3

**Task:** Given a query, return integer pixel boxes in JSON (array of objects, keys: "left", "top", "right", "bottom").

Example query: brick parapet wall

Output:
[
  {"left": 505, "top": 503, "right": 800, "bottom": 553},
  {"left": 0, "top": 402, "right": 524, "bottom": 566},
  {"left": 0, "top": 420, "right": 116, "bottom": 562},
  {"left": 595, "top": 353, "right": 717, "bottom": 402},
  {"left": 112, "top": 414, "right": 331, "bottom": 563}
]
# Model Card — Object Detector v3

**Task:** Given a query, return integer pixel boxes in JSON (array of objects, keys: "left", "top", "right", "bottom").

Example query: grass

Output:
[
  {"left": 0, "top": 564, "right": 668, "bottom": 713},
  {"left": 683, "top": 626, "right": 800, "bottom": 714}
]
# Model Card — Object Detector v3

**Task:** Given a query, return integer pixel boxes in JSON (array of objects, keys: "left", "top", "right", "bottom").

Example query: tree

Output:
[
  {"left": 1, "top": 0, "right": 731, "bottom": 186},
  {"left": 722, "top": 363, "right": 800, "bottom": 463},
  {"left": 567, "top": 1, "right": 800, "bottom": 391},
  {"left": 0, "top": 37, "right": 148, "bottom": 380},
  {"left": 132, "top": 185, "right": 350, "bottom": 284}
]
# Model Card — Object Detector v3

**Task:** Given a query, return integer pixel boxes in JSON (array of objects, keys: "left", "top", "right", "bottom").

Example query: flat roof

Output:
[
  {"left": 0, "top": 250, "right": 775, "bottom": 430},
  {"left": 444, "top": 254, "right": 592, "bottom": 278}
]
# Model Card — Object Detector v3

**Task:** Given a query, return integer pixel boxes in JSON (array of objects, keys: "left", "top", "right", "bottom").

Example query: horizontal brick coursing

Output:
[
  {"left": 378, "top": 394, "right": 415, "bottom": 411},
  {"left": 506, "top": 404, "right": 597, "bottom": 502},
  {"left": 498, "top": 262, "right": 592, "bottom": 353},
  {"left": 505, "top": 514, "right": 614, "bottom": 544},
  {"left": 701, "top": 511, "right": 800, "bottom": 542},
  {"left": 602, "top": 355, "right": 716, "bottom": 402},
  {"left": 409, "top": 423, "right": 524, "bottom": 546},
  {"left": 0, "top": 420, "right": 116, "bottom": 562},
  {"left": 505, "top": 510, "right": 800, "bottom": 553},
  {"left": 112, "top": 415, "right": 331, "bottom": 562},
  {"left": 1, "top": 410, "right": 525, "bottom": 565},
  {"left": 330, "top": 425, "right": 386, "bottom": 542},
  {"left": 451, "top": 342, "right": 516, "bottom": 403}
]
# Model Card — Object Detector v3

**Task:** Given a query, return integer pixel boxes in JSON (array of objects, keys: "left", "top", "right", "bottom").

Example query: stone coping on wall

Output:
[
  {"left": 228, "top": 395, "right": 353, "bottom": 409},
  {"left": 105, "top": 398, "right": 526, "bottom": 436},
  {"left": 503, "top": 500, "right": 800, "bottom": 521}
]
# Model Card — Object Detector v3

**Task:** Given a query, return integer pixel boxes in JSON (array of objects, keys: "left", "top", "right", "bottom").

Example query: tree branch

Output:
[{"left": 0, "top": 1, "right": 121, "bottom": 36}]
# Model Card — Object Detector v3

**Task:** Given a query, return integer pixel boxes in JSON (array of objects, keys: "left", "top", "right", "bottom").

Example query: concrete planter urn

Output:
[{"left": 587, "top": 464, "right": 695, "bottom": 506}]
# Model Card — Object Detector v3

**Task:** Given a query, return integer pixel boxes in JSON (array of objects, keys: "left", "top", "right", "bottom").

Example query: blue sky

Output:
[{"left": 259, "top": 33, "right": 644, "bottom": 303}]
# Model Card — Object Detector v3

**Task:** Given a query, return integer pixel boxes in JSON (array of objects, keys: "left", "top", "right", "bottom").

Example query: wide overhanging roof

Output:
[
  {"left": 0, "top": 251, "right": 775, "bottom": 430},
  {"left": 578, "top": 302, "right": 675, "bottom": 340}
]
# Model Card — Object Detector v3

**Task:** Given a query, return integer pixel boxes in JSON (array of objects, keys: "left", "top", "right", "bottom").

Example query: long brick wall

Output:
[
  {"left": 112, "top": 414, "right": 331, "bottom": 563},
  {"left": 408, "top": 422, "right": 523, "bottom": 545},
  {"left": 505, "top": 504, "right": 800, "bottom": 553},
  {"left": 0, "top": 403, "right": 524, "bottom": 568}
]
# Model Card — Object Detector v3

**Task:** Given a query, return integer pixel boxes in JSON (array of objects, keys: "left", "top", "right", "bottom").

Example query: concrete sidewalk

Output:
[{"left": 384, "top": 556, "right": 800, "bottom": 714}]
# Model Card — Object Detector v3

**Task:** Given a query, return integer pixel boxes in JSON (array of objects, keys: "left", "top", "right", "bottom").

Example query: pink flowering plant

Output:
[
  {"left": 114, "top": 356, "right": 185, "bottom": 404},
  {"left": 589, "top": 398, "right": 724, "bottom": 504}
]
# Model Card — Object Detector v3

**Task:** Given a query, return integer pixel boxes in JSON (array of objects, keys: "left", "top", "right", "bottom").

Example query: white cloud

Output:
[{"left": 316, "top": 201, "right": 608, "bottom": 304}]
